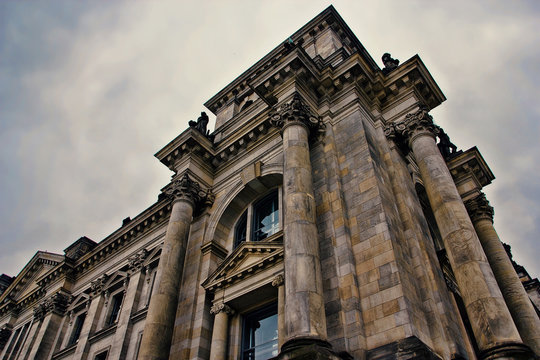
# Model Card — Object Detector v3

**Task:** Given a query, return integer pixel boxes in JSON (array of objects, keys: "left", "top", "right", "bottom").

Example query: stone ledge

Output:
[{"left": 274, "top": 337, "right": 352, "bottom": 360}]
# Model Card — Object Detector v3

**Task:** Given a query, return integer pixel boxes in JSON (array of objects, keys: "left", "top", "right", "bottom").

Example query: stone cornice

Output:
[
  {"left": 447, "top": 146, "right": 495, "bottom": 191},
  {"left": 380, "top": 55, "right": 446, "bottom": 111},
  {"left": 155, "top": 127, "right": 215, "bottom": 173},
  {"left": 465, "top": 193, "right": 494, "bottom": 224}
]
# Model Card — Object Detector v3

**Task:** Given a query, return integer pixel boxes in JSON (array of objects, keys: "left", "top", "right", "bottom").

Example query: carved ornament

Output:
[
  {"left": 165, "top": 173, "right": 215, "bottom": 209},
  {"left": 210, "top": 302, "right": 235, "bottom": 316},
  {"left": 33, "top": 292, "right": 70, "bottom": 320},
  {"left": 384, "top": 106, "right": 439, "bottom": 154},
  {"left": 272, "top": 274, "right": 284, "bottom": 287},
  {"left": 90, "top": 274, "right": 109, "bottom": 296},
  {"left": 465, "top": 193, "right": 494, "bottom": 223},
  {"left": 269, "top": 93, "right": 325, "bottom": 141},
  {"left": 128, "top": 249, "right": 149, "bottom": 273}
]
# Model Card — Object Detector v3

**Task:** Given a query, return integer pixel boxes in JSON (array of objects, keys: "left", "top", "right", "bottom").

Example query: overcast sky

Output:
[{"left": 1, "top": 1, "right": 539, "bottom": 280}]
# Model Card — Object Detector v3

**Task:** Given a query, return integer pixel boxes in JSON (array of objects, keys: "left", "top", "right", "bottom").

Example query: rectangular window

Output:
[
  {"left": 68, "top": 312, "right": 86, "bottom": 346},
  {"left": 242, "top": 304, "right": 278, "bottom": 360},
  {"left": 107, "top": 292, "right": 124, "bottom": 325}
]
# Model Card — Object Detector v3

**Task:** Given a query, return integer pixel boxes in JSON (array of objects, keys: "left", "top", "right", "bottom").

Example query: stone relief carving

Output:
[{"left": 128, "top": 249, "right": 149, "bottom": 273}]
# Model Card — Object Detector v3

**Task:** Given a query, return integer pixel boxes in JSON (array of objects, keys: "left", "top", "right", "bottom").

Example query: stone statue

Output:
[
  {"left": 436, "top": 127, "right": 458, "bottom": 159},
  {"left": 189, "top": 112, "right": 209, "bottom": 135},
  {"left": 382, "top": 53, "right": 399, "bottom": 75}
]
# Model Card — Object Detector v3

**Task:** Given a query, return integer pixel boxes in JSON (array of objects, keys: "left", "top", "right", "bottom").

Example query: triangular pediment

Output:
[
  {"left": 202, "top": 241, "right": 283, "bottom": 292},
  {"left": 0, "top": 251, "right": 64, "bottom": 303}
]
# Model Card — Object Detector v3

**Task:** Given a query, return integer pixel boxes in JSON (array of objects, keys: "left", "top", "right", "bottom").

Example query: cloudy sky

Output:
[{"left": 1, "top": 1, "right": 539, "bottom": 279}]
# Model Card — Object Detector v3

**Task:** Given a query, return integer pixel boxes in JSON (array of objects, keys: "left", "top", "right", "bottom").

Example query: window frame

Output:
[
  {"left": 68, "top": 311, "right": 87, "bottom": 346},
  {"left": 241, "top": 303, "right": 279, "bottom": 360},
  {"left": 233, "top": 188, "right": 281, "bottom": 249}
]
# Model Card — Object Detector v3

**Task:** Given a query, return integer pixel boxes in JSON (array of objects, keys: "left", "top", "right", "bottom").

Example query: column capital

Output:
[
  {"left": 210, "top": 302, "right": 235, "bottom": 316},
  {"left": 272, "top": 274, "right": 284, "bottom": 287},
  {"left": 384, "top": 106, "right": 439, "bottom": 154},
  {"left": 128, "top": 249, "right": 149, "bottom": 273},
  {"left": 465, "top": 193, "right": 494, "bottom": 223},
  {"left": 90, "top": 274, "right": 109, "bottom": 296},
  {"left": 33, "top": 292, "right": 70, "bottom": 320},
  {"left": 269, "top": 93, "right": 325, "bottom": 140},
  {"left": 165, "top": 173, "right": 214, "bottom": 209}
]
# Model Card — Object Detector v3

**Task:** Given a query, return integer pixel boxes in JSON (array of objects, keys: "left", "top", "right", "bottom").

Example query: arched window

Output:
[{"left": 234, "top": 190, "right": 280, "bottom": 248}]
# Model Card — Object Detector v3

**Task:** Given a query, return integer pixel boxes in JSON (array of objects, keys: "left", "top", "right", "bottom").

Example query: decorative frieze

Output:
[
  {"left": 210, "top": 302, "right": 234, "bottom": 316},
  {"left": 164, "top": 173, "right": 214, "bottom": 210},
  {"left": 464, "top": 193, "right": 494, "bottom": 223},
  {"left": 269, "top": 93, "right": 325, "bottom": 141}
]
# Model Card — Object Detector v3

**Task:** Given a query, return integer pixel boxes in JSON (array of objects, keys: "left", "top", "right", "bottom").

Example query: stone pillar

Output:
[
  {"left": 385, "top": 107, "right": 533, "bottom": 359},
  {"left": 270, "top": 93, "right": 337, "bottom": 358},
  {"left": 272, "top": 274, "right": 286, "bottom": 349},
  {"left": 109, "top": 250, "right": 148, "bottom": 359},
  {"left": 139, "top": 173, "right": 212, "bottom": 360},
  {"left": 27, "top": 292, "right": 69, "bottom": 360},
  {"left": 465, "top": 193, "right": 540, "bottom": 356},
  {"left": 208, "top": 302, "right": 234, "bottom": 360},
  {"left": 74, "top": 278, "right": 107, "bottom": 359}
]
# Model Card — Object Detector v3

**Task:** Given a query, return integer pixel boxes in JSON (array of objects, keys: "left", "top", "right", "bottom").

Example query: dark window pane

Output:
[
  {"left": 242, "top": 304, "right": 278, "bottom": 360},
  {"left": 95, "top": 350, "right": 108, "bottom": 360},
  {"left": 252, "top": 192, "right": 279, "bottom": 242},
  {"left": 69, "top": 313, "right": 86, "bottom": 345},
  {"left": 107, "top": 293, "right": 124, "bottom": 325},
  {"left": 234, "top": 211, "right": 248, "bottom": 248}
]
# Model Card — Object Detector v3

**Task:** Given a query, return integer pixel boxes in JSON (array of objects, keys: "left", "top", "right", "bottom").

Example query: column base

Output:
[
  {"left": 480, "top": 342, "right": 535, "bottom": 360},
  {"left": 274, "top": 337, "right": 352, "bottom": 360},
  {"left": 366, "top": 336, "right": 442, "bottom": 360}
]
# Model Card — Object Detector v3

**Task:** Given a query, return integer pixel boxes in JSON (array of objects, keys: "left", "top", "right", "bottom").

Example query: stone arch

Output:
[{"left": 206, "top": 173, "right": 283, "bottom": 251}]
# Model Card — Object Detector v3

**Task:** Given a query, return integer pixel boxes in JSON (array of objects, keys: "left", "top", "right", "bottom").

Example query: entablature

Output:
[{"left": 448, "top": 146, "right": 495, "bottom": 201}]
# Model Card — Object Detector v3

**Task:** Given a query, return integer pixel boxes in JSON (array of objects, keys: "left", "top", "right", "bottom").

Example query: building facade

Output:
[{"left": 1, "top": 6, "right": 539, "bottom": 360}]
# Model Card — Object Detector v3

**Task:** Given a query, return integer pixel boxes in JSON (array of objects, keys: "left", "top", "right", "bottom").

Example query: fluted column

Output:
[
  {"left": 208, "top": 302, "right": 234, "bottom": 360},
  {"left": 272, "top": 274, "right": 286, "bottom": 349},
  {"left": 139, "top": 173, "right": 212, "bottom": 360},
  {"left": 385, "top": 107, "right": 532, "bottom": 359},
  {"left": 466, "top": 193, "right": 540, "bottom": 355},
  {"left": 270, "top": 93, "right": 330, "bottom": 352}
]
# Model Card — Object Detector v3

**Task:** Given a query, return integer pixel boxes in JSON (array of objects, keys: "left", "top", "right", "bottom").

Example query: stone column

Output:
[
  {"left": 270, "top": 93, "right": 332, "bottom": 355},
  {"left": 272, "top": 274, "right": 286, "bottom": 349},
  {"left": 208, "top": 302, "right": 234, "bottom": 360},
  {"left": 109, "top": 250, "right": 149, "bottom": 359},
  {"left": 465, "top": 193, "right": 540, "bottom": 356},
  {"left": 139, "top": 173, "right": 212, "bottom": 360},
  {"left": 74, "top": 278, "right": 107, "bottom": 359},
  {"left": 385, "top": 107, "right": 533, "bottom": 359},
  {"left": 27, "top": 292, "right": 69, "bottom": 360}
]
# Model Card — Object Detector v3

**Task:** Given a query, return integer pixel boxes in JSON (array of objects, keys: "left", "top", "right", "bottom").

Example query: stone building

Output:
[{"left": 1, "top": 6, "right": 539, "bottom": 360}]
